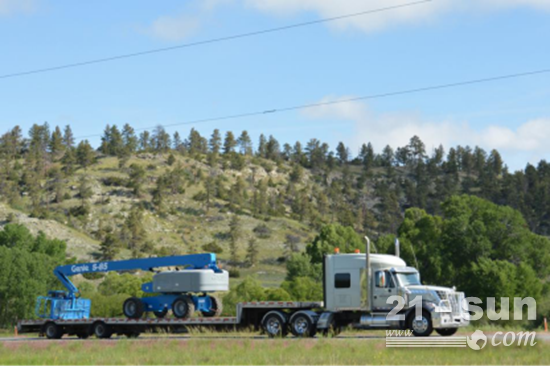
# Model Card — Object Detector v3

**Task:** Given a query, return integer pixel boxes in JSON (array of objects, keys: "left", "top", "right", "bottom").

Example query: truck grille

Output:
[{"left": 437, "top": 291, "right": 463, "bottom": 316}]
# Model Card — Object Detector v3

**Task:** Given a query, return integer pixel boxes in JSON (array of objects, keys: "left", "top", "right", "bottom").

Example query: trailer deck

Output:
[{"left": 17, "top": 301, "right": 324, "bottom": 337}]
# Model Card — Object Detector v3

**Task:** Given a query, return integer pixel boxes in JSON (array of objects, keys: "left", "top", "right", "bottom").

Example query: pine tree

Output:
[
  {"left": 237, "top": 130, "right": 253, "bottom": 155},
  {"left": 228, "top": 215, "right": 242, "bottom": 263},
  {"left": 76, "top": 140, "right": 95, "bottom": 169},
  {"left": 139, "top": 131, "right": 150, "bottom": 151},
  {"left": 61, "top": 148, "right": 76, "bottom": 176},
  {"left": 100, "top": 232, "right": 120, "bottom": 260},
  {"left": 223, "top": 131, "right": 237, "bottom": 154},
  {"left": 122, "top": 123, "right": 138, "bottom": 154},
  {"left": 63, "top": 125, "right": 74, "bottom": 149},
  {"left": 49, "top": 126, "right": 64, "bottom": 159},
  {"left": 209, "top": 129, "right": 222, "bottom": 155},
  {"left": 152, "top": 176, "right": 167, "bottom": 211},
  {"left": 173, "top": 131, "right": 183, "bottom": 152},
  {"left": 257, "top": 134, "right": 267, "bottom": 158},
  {"left": 128, "top": 164, "right": 146, "bottom": 197},
  {"left": 122, "top": 206, "right": 147, "bottom": 256},
  {"left": 152, "top": 125, "right": 171, "bottom": 152},
  {"left": 336, "top": 142, "right": 349, "bottom": 164},
  {"left": 78, "top": 174, "right": 93, "bottom": 206},
  {"left": 245, "top": 237, "right": 259, "bottom": 267}
]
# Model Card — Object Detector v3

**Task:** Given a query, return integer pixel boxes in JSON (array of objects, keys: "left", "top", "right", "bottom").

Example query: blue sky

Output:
[{"left": 0, "top": 0, "right": 549, "bottom": 170}]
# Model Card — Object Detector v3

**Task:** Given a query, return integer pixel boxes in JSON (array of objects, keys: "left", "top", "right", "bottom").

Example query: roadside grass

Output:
[{"left": 0, "top": 337, "right": 548, "bottom": 365}]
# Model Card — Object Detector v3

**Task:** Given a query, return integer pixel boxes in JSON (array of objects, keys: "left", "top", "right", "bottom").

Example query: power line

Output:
[
  {"left": 0, "top": 0, "right": 432, "bottom": 80},
  {"left": 74, "top": 67, "right": 550, "bottom": 139}
]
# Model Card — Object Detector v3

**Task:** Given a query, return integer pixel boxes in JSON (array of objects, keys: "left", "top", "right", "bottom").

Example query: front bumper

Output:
[{"left": 432, "top": 310, "right": 469, "bottom": 329}]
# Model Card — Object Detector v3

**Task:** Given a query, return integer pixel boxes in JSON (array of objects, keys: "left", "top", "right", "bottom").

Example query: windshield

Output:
[{"left": 395, "top": 272, "right": 421, "bottom": 286}]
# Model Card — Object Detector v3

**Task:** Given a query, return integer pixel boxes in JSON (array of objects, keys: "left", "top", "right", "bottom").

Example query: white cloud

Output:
[
  {"left": 242, "top": 0, "right": 550, "bottom": 33},
  {"left": 146, "top": 13, "right": 201, "bottom": 42},
  {"left": 302, "top": 96, "right": 550, "bottom": 169},
  {"left": 0, "top": 0, "right": 36, "bottom": 16}
]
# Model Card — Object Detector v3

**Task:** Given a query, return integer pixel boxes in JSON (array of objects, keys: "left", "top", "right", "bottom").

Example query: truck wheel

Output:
[
  {"left": 123, "top": 297, "right": 145, "bottom": 319},
  {"left": 262, "top": 312, "right": 289, "bottom": 338},
  {"left": 154, "top": 309, "right": 168, "bottom": 318},
  {"left": 408, "top": 311, "right": 433, "bottom": 337},
  {"left": 436, "top": 328, "right": 458, "bottom": 336},
  {"left": 290, "top": 312, "right": 317, "bottom": 337},
  {"left": 201, "top": 295, "right": 223, "bottom": 317},
  {"left": 172, "top": 296, "right": 195, "bottom": 318},
  {"left": 93, "top": 322, "right": 113, "bottom": 339},
  {"left": 44, "top": 322, "right": 63, "bottom": 339}
]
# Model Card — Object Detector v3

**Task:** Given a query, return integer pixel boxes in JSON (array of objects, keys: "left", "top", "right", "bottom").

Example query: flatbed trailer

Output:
[{"left": 17, "top": 301, "right": 324, "bottom": 339}]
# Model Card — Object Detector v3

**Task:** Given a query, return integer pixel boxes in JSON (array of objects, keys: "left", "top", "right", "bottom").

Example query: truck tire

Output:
[
  {"left": 123, "top": 297, "right": 145, "bottom": 319},
  {"left": 261, "top": 311, "right": 289, "bottom": 338},
  {"left": 408, "top": 310, "right": 433, "bottom": 337},
  {"left": 172, "top": 296, "right": 195, "bottom": 318},
  {"left": 93, "top": 322, "right": 113, "bottom": 339},
  {"left": 44, "top": 322, "right": 63, "bottom": 339},
  {"left": 436, "top": 328, "right": 458, "bottom": 336},
  {"left": 201, "top": 295, "right": 223, "bottom": 317},
  {"left": 290, "top": 311, "right": 317, "bottom": 338}
]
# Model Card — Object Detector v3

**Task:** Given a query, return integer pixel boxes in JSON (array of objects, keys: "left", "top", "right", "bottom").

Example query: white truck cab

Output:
[{"left": 320, "top": 239, "right": 469, "bottom": 336}]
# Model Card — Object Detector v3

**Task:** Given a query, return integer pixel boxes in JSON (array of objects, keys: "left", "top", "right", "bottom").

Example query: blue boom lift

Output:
[{"left": 36, "top": 253, "right": 228, "bottom": 320}]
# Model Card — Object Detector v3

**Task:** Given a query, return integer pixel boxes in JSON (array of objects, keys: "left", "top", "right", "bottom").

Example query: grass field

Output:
[{"left": 0, "top": 336, "right": 548, "bottom": 365}]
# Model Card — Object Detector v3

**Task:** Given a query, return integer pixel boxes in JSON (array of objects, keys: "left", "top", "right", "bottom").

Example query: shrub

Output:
[
  {"left": 253, "top": 224, "right": 271, "bottom": 239},
  {"left": 202, "top": 241, "right": 223, "bottom": 254}
]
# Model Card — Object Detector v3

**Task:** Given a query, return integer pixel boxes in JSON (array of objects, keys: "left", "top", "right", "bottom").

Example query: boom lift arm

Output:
[
  {"left": 54, "top": 253, "right": 222, "bottom": 298},
  {"left": 38, "top": 253, "right": 228, "bottom": 320}
]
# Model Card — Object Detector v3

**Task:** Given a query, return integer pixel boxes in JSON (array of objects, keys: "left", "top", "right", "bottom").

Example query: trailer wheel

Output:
[
  {"left": 436, "top": 328, "right": 458, "bottom": 336},
  {"left": 44, "top": 322, "right": 63, "bottom": 339},
  {"left": 93, "top": 322, "right": 113, "bottom": 339},
  {"left": 201, "top": 295, "right": 223, "bottom": 317},
  {"left": 408, "top": 310, "right": 433, "bottom": 337},
  {"left": 262, "top": 311, "right": 289, "bottom": 338},
  {"left": 123, "top": 297, "right": 145, "bottom": 319},
  {"left": 290, "top": 312, "right": 317, "bottom": 338},
  {"left": 172, "top": 296, "right": 195, "bottom": 318}
]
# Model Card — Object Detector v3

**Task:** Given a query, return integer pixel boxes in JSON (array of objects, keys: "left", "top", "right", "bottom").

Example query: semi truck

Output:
[{"left": 17, "top": 237, "right": 469, "bottom": 339}]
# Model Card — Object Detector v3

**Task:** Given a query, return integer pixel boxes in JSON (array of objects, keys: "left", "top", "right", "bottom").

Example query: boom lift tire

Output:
[
  {"left": 201, "top": 295, "right": 223, "bottom": 317},
  {"left": 172, "top": 296, "right": 195, "bottom": 318},
  {"left": 123, "top": 297, "right": 145, "bottom": 319}
]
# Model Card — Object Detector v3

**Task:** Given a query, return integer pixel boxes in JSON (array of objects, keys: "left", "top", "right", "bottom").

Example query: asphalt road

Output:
[{"left": 1, "top": 333, "right": 549, "bottom": 343}]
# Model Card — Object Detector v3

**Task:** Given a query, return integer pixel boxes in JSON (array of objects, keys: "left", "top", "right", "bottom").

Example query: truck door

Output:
[{"left": 372, "top": 270, "right": 397, "bottom": 311}]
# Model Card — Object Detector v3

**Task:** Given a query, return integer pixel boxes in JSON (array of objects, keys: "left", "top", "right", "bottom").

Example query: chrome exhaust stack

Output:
[
  {"left": 395, "top": 238, "right": 400, "bottom": 258},
  {"left": 363, "top": 236, "right": 372, "bottom": 312}
]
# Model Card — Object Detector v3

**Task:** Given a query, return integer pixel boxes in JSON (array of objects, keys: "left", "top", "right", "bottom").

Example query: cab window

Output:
[
  {"left": 335, "top": 273, "right": 351, "bottom": 288},
  {"left": 375, "top": 271, "right": 395, "bottom": 288}
]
